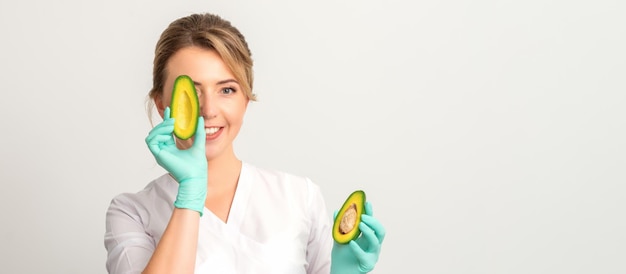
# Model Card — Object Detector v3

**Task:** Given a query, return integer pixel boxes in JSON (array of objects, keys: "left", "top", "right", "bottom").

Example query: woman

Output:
[{"left": 104, "top": 13, "right": 385, "bottom": 274}]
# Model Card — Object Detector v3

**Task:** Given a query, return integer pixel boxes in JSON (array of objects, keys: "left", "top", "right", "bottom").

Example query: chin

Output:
[{"left": 204, "top": 148, "right": 223, "bottom": 161}]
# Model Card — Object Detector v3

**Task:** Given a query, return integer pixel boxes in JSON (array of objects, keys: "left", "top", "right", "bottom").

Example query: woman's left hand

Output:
[{"left": 330, "top": 201, "right": 386, "bottom": 274}]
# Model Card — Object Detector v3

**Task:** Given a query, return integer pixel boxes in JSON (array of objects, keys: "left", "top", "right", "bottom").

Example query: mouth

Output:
[
  {"left": 205, "top": 127, "right": 223, "bottom": 140},
  {"left": 206, "top": 127, "right": 220, "bottom": 135}
]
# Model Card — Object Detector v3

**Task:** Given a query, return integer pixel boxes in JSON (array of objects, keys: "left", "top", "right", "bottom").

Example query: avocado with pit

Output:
[
  {"left": 332, "top": 190, "right": 366, "bottom": 244},
  {"left": 170, "top": 75, "right": 199, "bottom": 140}
]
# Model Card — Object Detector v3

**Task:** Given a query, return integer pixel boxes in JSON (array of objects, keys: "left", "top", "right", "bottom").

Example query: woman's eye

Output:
[{"left": 222, "top": 87, "right": 236, "bottom": 94}]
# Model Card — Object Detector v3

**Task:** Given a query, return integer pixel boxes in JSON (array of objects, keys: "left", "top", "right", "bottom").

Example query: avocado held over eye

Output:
[
  {"left": 170, "top": 75, "right": 199, "bottom": 140},
  {"left": 333, "top": 190, "right": 366, "bottom": 244}
]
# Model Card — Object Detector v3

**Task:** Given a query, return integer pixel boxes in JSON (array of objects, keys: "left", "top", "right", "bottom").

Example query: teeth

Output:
[{"left": 206, "top": 127, "right": 220, "bottom": 135}]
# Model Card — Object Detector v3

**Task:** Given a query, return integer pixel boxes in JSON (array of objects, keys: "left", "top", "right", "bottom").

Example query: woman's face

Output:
[{"left": 156, "top": 46, "right": 249, "bottom": 161}]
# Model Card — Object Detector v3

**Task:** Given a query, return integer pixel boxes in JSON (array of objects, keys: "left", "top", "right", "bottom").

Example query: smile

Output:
[{"left": 206, "top": 127, "right": 221, "bottom": 135}]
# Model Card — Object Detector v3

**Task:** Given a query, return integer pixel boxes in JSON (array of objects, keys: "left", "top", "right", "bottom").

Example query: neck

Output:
[{"left": 206, "top": 147, "right": 242, "bottom": 189}]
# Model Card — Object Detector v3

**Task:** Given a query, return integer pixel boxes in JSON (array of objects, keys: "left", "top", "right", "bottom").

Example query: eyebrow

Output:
[
  {"left": 217, "top": 79, "right": 239, "bottom": 85},
  {"left": 193, "top": 79, "right": 238, "bottom": 86}
]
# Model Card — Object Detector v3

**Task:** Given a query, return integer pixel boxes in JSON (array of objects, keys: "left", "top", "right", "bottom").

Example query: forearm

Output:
[{"left": 142, "top": 208, "right": 200, "bottom": 274}]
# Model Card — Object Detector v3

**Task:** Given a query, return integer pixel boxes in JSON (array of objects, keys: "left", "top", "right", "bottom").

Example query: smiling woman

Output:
[{"left": 103, "top": 12, "right": 386, "bottom": 274}]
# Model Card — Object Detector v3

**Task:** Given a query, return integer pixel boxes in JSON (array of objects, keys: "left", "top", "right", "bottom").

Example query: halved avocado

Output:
[
  {"left": 170, "top": 75, "right": 199, "bottom": 140},
  {"left": 333, "top": 190, "right": 366, "bottom": 244}
]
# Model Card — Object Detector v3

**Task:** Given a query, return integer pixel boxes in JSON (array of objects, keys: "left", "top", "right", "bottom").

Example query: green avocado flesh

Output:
[
  {"left": 333, "top": 190, "right": 366, "bottom": 244},
  {"left": 170, "top": 75, "right": 199, "bottom": 140}
]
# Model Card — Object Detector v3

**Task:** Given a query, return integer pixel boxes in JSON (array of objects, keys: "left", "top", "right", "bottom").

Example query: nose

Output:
[{"left": 199, "top": 92, "right": 218, "bottom": 119}]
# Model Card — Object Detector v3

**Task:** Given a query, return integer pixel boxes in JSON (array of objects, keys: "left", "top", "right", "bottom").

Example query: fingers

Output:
[
  {"left": 164, "top": 106, "right": 171, "bottom": 119},
  {"left": 362, "top": 201, "right": 386, "bottom": 243},
  {"left": 145, "top": 116, "right": 175, "bottom": 155},
  {"left": 191, "top": 116, "right": 206, "bottom": 150},
  {"left": 358, "top": 219, "right": 382, "bottom": 253},
  {"left": 348, "top": 220, "right": 382, "bottom": 272},
  {"left": 348, "top": 240, "right": 376, "bottom": 272},
  {"left": 149, "top": 119, "right": 175, "bottom": 136},
  {"left": 361, "top": 214, "right": 386, "bottom": 244},
  {"left": 348, "top": 240, "right": 368, "bottom": 260},
  {"left": 146, "top": 134, "right": 174, "bottom": 156},
  {"left": 365, "top": 201, "right": 373, "bottom": 216},
  {"left": 146, "top": 120, "right": 175, "bottom": 144}
]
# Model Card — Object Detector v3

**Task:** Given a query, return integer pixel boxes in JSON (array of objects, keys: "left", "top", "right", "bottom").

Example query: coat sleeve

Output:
[
  {"left": 104, "top": 194, "right": 155, "bottom": 274},
  {"left": 305, "top": 179, "right": 333, "bottom": 274}
]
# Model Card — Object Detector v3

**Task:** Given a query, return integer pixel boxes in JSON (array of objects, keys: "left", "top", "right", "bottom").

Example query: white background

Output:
[{"left": 1, "top": 0, "right": 625, "bottom": 273}]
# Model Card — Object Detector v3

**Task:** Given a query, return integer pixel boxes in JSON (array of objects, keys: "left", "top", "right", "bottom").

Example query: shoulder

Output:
[
  {"left": 106, "top": 174, "right": 177, "bottom": 216},
  {"left": 105, "top": 174, "right": 177, "bottom": 242}
]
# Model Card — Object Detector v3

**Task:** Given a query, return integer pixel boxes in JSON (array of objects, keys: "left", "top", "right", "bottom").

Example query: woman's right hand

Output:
[{"left": 145, "top": 107, "right": 208, "bottom": 215}]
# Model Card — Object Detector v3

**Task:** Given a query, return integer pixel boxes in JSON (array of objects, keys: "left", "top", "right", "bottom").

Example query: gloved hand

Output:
[
  {"left": 331, "top": 201, "right": 386, "bottom": 274},
  {"left": 145, "top": 107, "right": 207, "bottom": 215}
]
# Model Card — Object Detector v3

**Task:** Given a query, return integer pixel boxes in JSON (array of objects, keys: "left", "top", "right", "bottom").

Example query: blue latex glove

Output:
[
  {"left": 331, "top": 201, "right": 386, "bottom": 274},
  {"left": 145, "top": 107, "right": 207, "bottom": 215}
]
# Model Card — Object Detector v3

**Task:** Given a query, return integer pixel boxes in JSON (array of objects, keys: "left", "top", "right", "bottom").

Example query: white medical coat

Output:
[{"left": 104, "top": 162, "right": 333, "bottom": 274}]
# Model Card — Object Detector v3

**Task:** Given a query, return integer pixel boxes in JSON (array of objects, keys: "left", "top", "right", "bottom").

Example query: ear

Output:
[{"left": 155, "top": 95, "right": 165, "bottom": 119}]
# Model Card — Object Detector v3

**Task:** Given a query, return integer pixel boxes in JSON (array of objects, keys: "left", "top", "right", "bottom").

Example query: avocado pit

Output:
[{"left": 339, "top": 204, "right": 357, "bottom": 234}]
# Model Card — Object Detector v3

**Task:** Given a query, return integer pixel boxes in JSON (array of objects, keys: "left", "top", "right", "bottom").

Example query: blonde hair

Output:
[{"left": 147, "top": 13, "right": 256, "bottom": 119}]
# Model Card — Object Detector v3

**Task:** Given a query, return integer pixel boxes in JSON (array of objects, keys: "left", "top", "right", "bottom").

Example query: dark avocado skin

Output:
[{"left": 332, "top": 190, "right": 366, "bottom": 244}]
